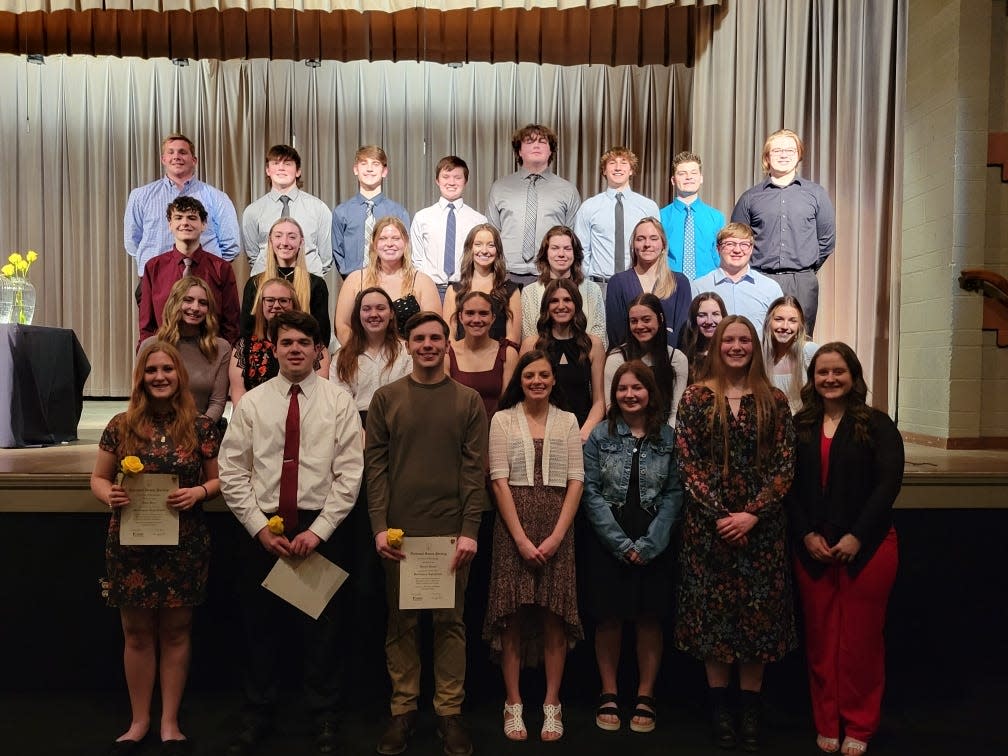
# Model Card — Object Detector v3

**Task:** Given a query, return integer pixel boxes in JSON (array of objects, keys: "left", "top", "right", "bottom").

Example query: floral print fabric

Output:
[{"left": 674, "top": 385, "right": 796, "bottom": 663}]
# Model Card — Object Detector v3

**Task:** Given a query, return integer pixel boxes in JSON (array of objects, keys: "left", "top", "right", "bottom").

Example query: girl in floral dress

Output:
[
  {"left": 91, "top": 341, "right": 220, "bottom": 753},
  {"left": 674, "top": 315, "right": 795, "bottom": 752}
]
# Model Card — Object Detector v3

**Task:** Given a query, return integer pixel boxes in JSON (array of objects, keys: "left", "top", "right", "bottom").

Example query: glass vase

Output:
[
  {"left": 0, "top": 278, "right": 13, "bottom": 324},
  {"left": 11, "top": 278, "right": 36, "bottom": 325}
]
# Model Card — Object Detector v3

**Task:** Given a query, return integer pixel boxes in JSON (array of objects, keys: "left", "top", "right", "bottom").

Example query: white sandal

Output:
[
  {"left": 841, "top": 736, "right": 868, "bottom": 754},
  {"left": 503, "top": 702, "right": 526, "bottom": 741},
  {"left": 541, "top": 703, "right": 564, "bottom": 741},
  {"left": 817, "top": 734, "right": 840, "bottom": 752}
]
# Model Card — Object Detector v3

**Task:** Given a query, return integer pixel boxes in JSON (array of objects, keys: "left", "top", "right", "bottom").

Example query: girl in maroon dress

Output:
[{"left": 446, "top": 290, "right": 517, "bottom": 418}]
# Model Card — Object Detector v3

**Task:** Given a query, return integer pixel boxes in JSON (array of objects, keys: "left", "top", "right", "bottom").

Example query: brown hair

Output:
[
  {"left": 121, "top": 341, "right": 199, "bottom": 456},
  {"left": 794, "top": 342, "right": 873, "bottom": 444},
  {"left": 265, "top": 144, "right": 303, "bottom": 188},
  {"left": 435, "top": 155, "right": 469, "bottom": 182},
  {"left": 599, "top": 146, "right": 639, "bottom": 176},
  {"left": 704, "top": 315, "right": 782, "bottom": 476},
  {"left": 535, "top": 226, "right": 585, "bottom": 286},
  {"left": 606, "top": 360, "right": 665, "bottom": 441},
  {"left": 511, "top": 124, "right": 557, "bottom": 165},
  {"left": 335, "top": 287, "right": 402, "bottom": 387}
]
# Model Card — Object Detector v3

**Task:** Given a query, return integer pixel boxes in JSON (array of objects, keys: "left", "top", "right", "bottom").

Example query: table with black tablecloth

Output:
[{"left": 0, "top": 324, "right": 91, "bottom": 448}]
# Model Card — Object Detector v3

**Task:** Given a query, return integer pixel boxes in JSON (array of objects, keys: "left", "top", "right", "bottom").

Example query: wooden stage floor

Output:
[{"left": 1, "top": 400, "right": 1006, "bottom": 511}]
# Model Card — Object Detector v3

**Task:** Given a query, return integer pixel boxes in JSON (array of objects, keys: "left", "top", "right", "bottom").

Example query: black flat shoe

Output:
[
  {"left": 108, "top": 737, "right": 144, "bottom": 756},
  {"left": 316, "top": 721, "right": 339, "bottom": 754}
]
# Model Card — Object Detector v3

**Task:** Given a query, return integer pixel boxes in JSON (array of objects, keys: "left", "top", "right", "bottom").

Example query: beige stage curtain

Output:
[
  {"left": 0, "top": 0, "right": 905, "bottom": 404},
  {"left": 0, "top": 56, "right": 689, "bottom": 395},
  {"left": 692, "top": 0, "right": 906, "bottom": 411}
]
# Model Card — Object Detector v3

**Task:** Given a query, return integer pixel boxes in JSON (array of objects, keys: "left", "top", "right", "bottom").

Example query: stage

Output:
[{"left": 2, "top": 400, "right": 1005, "bottom": 514}]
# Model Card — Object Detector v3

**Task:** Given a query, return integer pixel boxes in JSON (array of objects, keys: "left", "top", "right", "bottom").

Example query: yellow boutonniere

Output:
[
  {"left": 267, "top": 516, "right": 285, "bottom": 535},
  {"left": 387, "top": 528, "right": 404, "bottom": 549}
]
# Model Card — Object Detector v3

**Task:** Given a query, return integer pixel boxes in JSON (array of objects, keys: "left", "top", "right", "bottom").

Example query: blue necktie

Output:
[
  {"left": 683, "top": 205, "right": 696, "bottom": 279},
  {"left": 444, "top": 202, "right": 457, "bottom": 278}
]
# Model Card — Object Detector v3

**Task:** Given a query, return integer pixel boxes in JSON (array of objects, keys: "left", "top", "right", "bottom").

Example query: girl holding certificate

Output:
[{"left": 90, "top": 341, "right": 221, "bottom": 753}]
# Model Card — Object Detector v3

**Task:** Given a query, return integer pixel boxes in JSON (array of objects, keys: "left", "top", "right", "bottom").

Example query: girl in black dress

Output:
[{"left": 519, "top": 278, "right": 605, "bottom": 442}]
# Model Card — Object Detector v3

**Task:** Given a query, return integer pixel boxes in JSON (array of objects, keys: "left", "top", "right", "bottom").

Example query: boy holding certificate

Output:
[
  {"left": 366, "top": 311, "right": 489, "bottom": 756},
  {"left": 219, "top": 311, "right": 363, "bottom": 755}
]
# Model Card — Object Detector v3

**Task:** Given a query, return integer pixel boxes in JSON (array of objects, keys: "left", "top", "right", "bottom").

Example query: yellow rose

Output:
[
  {"left": 8, "top": 253, "right": 21, "bottom": 264},
  {"left": 15, "top": 260, "right": 28, "bottom": 274},
  {"left": 387, "top": 528, "right": 404, "bottom": 548},
  {"left": 120, "top": 455, "right": 144, "bottom": 475},
  {"left": 267, "top": 516, "right": 285, "bottom": 535},
  {"left": 1, "top": 264, "right": 13, "bottom": 277},
  {"left": 26, "top": 250, "right": 38, "bottom": 263}
]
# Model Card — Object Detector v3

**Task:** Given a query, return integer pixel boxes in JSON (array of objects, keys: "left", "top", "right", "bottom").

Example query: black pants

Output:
[{"left": 234, "top": 510, "right": 348, "bottom": 725}]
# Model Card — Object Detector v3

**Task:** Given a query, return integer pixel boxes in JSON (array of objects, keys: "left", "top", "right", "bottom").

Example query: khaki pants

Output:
[{"left": 382, "top": 559, "right": 470, "bottom": 716}]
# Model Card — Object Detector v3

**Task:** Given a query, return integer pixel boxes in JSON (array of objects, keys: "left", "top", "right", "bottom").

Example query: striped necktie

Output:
[
  {"left": 521, "top": 174, "right": 541, "bottom": 262},
  {"left": 363, "top": 200, "right": 375, "bottom": 267},
  {"left": 444, "top": 202, "right": 457, "bottom": 278}
]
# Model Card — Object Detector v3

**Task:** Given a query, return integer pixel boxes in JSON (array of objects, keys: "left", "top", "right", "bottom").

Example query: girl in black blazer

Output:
[{"left": 785, "top": 343, "right": 904, "bottom": 756}]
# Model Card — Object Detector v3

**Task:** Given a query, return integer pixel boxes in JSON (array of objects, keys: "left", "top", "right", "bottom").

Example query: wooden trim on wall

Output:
[{"left": 902, "top": 431, "right": 1008, "bottom": 450}]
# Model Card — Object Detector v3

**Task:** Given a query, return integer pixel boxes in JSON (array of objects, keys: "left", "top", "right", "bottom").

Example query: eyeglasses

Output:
[
  {"left": 262, "top": 297, "right": 293, "bottom": 307},
  {"left": 720, "top": 241, "right": 753, "bottom": 251},
  {"left": 769, "top": 148, "right": 798, "bottom": 156}
]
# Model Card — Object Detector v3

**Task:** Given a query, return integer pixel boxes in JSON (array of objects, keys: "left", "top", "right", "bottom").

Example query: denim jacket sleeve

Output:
[
  {"left": 582, "top": 427, "right": 635, "bottom": 559},
  {"left": 633, "top": 434, "right": 684, "bottom": 563}
]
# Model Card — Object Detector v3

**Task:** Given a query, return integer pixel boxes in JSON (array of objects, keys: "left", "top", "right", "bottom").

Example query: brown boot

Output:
[
  {"left": 436, "top": 715, "right": 473, "bottom": 756},
  {"left": 376, "top": 712, "right": 416, "bottom": 755}
]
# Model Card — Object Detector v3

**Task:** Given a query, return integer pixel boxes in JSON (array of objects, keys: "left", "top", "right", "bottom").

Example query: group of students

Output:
[{"left": 92, "top": 125, "right": 902, "bottom": 756}]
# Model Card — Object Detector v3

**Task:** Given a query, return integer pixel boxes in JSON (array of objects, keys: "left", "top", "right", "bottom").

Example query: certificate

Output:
[
  {"left": 119, "top": 473, "right": 180, "bottom": 546},
  {"left": 399, "top": 536, "right": 456, "bottom": 610},
  {"left": 262, "top": 552, "right": 349, "bottom": 620}
]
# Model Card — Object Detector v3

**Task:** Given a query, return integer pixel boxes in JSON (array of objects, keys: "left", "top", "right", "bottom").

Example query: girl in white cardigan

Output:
[{"left": 484, "top": 350, "right": 585, "bottom": 743}]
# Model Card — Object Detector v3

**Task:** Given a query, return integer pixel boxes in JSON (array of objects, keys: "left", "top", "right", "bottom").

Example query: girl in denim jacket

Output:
[{"left": 581, "top": 360, "right": 683, "bottom": 734}]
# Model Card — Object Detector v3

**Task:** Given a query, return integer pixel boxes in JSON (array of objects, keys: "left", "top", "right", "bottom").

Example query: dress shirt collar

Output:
[
  {"left": 268, "top": 186, "right": 302, "bottom": 202},
  {"left": 671, "top": 196, "right": 702, "bottom": 212},
  {"left": 437, "top": 196, "right": 465, "bottom": 211},
  {"left": 712, "top": 265, "right": 755, "bottom": 285},
  {"left": 760, "top": 174, "right": 806, "bottom": 189},
  {"left": 605, "top": 186, "right": 632, "bottom": 201},
  {"left": 358, "top": 191, "right": 386, "bottom": 206},
  {"left": 171, "top": 246, "right": 207, "bottom": 265},
  {"left": 516, "top": 166, "right": 555, "bottom": 180},
  {"left": 160, "top": 175, "right": 199, "bottom": 192},
  {"left": 275, "top": 369, "right": 320, "bottom": 399}
]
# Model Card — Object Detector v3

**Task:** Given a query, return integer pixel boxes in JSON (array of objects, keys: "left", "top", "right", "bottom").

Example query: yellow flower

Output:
[
  {"left": 1, "top": 264, "right": 13, "bottom": 277},
  {"left": 387, "top": 528, "right": 404, "bottom": 548},
  {"left": 267, "top": 516, "right": 285, "bottom": 535},
  {"left": 120, "top": 456, "right": 145, "bottom": 475},
  {"left": 26, "top": 250, "right": 38, "bottom": 263},
  {"left": 15, "top": 260, "right": 28, "bottom": 274},
  {"left": 8, "top": 253, "right": 21, "bottom": 264}
]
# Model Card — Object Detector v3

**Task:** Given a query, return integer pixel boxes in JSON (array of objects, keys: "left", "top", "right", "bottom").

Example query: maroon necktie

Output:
[{"left": 278, "top": 384, "right": 301, "bottom": 533}]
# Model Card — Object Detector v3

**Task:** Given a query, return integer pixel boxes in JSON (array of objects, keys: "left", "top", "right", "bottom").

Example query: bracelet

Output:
[{"left": 199, "top": 484, "right": 209, "bottom": 501}]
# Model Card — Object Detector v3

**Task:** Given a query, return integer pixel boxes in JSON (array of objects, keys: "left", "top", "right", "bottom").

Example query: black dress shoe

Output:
[
  {"left": 316, "top": 721, "right": 339, "bottom": 754},
  {"left": 739, "top": 691, "right": 761, "bottom": 753},
  {"left": 709, "top": 686, "right": 737, "bottom": 750}
]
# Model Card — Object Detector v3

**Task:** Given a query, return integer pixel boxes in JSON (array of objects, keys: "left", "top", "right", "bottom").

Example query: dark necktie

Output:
[
  {"left": 363, "top": 200, "right": 376, "bottom": 266},
  {"left": 279, "top": 195, "right": 291, "bottom": 218},
  {"left": 444, "top": 202, "right": 457, "bottom": 278},
  {"left": 278, "top": 384, "right": 301, "bottom": 534},
  {"left": 614, "top": 192, "right": 625, "bottom": 273},
  {"left": 683, "top": 205, "right": 696, "bottom": 279},
  {"left": 522, "top": 174, "right": 541, "bottom": 262}
]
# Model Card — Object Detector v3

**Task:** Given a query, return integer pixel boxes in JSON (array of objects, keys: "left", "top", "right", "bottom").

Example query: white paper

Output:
[
  {"left": 120, "top": 473, "right": 180, "bottom": 546},
  {"left": 261, "top": 552, "right": 349, "bottom": 620},
  {"left": 399, "top": 536, "right": 457, "bottom": 610}
]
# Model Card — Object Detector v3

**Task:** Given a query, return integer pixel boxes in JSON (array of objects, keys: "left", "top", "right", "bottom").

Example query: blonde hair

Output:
[
  {"left": 630, "top": 217, "right": 677, "bottom": 299},
  {"left": 761, "top": 129, "right": 804, "bottom": 173},
  {"left": 363, "top": 216, "right": 417, "bottom": 292},
  {"left": 761, "top": 296, "right": 811, "bottom": 411},
  {"left": 260, "top": 218, "right": 311, "bottom": 316},
  {"left": 123, "top": 342, "right": 199, "bottom": 456},
  {"left": 155, "top": 276, "right": 221, "bottom": 362}
]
